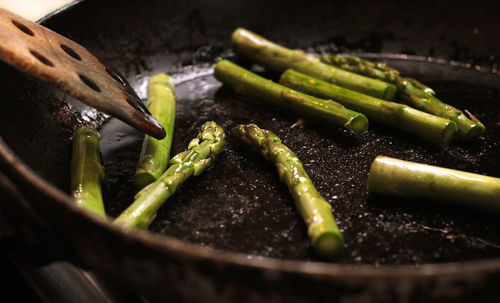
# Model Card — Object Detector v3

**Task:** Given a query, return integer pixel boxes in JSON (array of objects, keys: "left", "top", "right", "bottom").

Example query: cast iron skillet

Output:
[{"left": 1, "top": 0, "right": 500, "bottom": 302}]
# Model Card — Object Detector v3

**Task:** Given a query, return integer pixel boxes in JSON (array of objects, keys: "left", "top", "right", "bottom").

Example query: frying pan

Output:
[{"left": 1, "top": 0, "right": 500, "bottom": 302}]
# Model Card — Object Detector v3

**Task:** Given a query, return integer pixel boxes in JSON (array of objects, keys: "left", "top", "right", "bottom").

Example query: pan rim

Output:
[
  {"left": 1, "top": 59, "right": 500, "bottom": 279},
  {"left": 35, "top": 0, "right": 82, "bottom": 24}
]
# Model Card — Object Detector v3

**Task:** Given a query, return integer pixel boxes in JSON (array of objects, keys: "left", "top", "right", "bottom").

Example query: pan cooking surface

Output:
[{"left": 99, "top": 55, "right": 500, "bottom": 265}]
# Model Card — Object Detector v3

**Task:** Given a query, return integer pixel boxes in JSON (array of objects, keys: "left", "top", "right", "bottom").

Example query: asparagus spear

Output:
[
  {"left": 115, "top": 121, "right": 225, "bottom": 229},
  {"left": 367, "top": 156, "right": 500, "bottom": 212},
  {"left": 214, "top": 60, "right": 369, "bottom": 134},
  {"left": 71, "top": 125, "right": 106, "bottom": 218},
  {"left": 321, "top": 54, "right": 485, "bottom": 141},
  {"left": 231, "top": 28, "right": 397, "bottom": 100},
  {"left": 320, "top": 54, "right": 434, "bottom": 94},
  {"left": 135, "top": 73, "right": 177, "bottom": 189},
  {"left": 280, "top": 69, "right": 457, "bottom": 148},
  {"left": 232, "top": 124, "right": 343, "bottom": 257}
]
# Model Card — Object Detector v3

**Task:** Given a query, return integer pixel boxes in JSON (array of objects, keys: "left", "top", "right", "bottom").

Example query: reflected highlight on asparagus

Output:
[
  {"left": 116, "top": 122, "right": 225, "bottom": 229},
  {"left": 367, "top": 156, "right": 500, "bottom": 212},
  {"left": 231, "top": 28, "right": 397, "bottom": 100},
  {"left": 135, "top": 73, "right": 177, "bottom": 189},
  {"left": 321, "top": 54, "right": 485, "bottom": 141},
  {"left": 232, "top": 124, "right": 343, "bottom": 257},
  {"left": 280, "top": 69, "right": 457, "bottom": 148},
  {"left": 71, "top": 125, "right": 106, "bottom": 218},
  {"left": 214, "top": 60, "right": 368, "bottom": 134}
]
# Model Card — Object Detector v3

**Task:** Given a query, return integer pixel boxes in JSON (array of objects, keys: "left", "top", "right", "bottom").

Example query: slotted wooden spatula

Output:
[{"left": 0, "top": 8, "right": 165, "bottom": 139}]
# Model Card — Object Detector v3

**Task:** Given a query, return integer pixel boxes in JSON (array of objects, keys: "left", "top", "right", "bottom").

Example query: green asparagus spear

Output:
[
  {"left": 115, "top": 121, "right": 225, "bottom": 229},
  {"left": 214, "top": 60, "right": 368, "bottom": 134},
  {"left": 71, "top": 125, "right": 106, "bottom": 218},
  {"left": 320, "top": 54, "right": 485, "bottom": 141},
  {"left": 367, "top": 156, "right": 500, "bottom": 212},
  {"left": 280, "top": 69, "right": 457, "bottom": 148},
  {"left": 231, "top": 28, "right": 397, "bottom": 100},
  {"left": 232, "top": 124, "right": 343, "bottom": 257},
  {"left": 320, "top": 54, "right": 434, "bottom": 94},
  {"left": 135, "top": 73, "right": 177, "bottom": 189}
]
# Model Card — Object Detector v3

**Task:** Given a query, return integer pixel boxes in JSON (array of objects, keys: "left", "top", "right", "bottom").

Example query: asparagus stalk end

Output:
[
  {"left": 134, "top": 73, "right": 177, "bottom": 189},
  {"left": 367, "top": 155, "right": 500, "bottom": 212},
  {"left": 457, "top": 115, "right": 485, "bottom": 141},
  {"left": 134, "top": 171, "right": 156, "bottom": 190},
  {"left": 314, "top": 232, "right": 344, "bottom": 258},
  {"left": 345, "top": 114, "right": 369, "bottom": 135},
  {"left": 71, "top": 125, "right": 106, "bottom": 218},
  {"left": 382, "top": 84, "right": 397, "bottom": 101}
]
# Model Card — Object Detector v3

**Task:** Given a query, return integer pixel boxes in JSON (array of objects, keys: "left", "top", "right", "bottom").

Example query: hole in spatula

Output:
[
  {"left": 60, "top": 44, "right": 82, "bottom": 61},
  {"left": 12, "top": 20, "right": 34, "bottom": 36},
  {"left": 79, "top": 74, "right": 101, "bottom": 92},
  {"left": 29, "top": 50, "right": 54, "bottom": 67}
]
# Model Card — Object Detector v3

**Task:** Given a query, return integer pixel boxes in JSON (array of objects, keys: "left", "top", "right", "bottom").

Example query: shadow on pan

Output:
[{"left": 1, "top": 0, "right": 500, "bottom": 302}]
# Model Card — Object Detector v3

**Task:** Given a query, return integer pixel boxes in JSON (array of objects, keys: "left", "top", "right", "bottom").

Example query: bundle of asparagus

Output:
[
  {"left": 279, "top": 69, "right": 457, "bottom": 148},
  {"left": 71, "top": 121, "right": 225, "bottom": 230},
  {"left": 115, "top": 121, "right": 225, "bottom": 229},
  {"left": 367, "top": 156, "right": 500, "bottom": 212},
  {"left": 231, "top": 28, "right": 397, "bottom": 100},
  {"left": 135, "top": 73, "right": 177, "bottom": 189},
  {"left": 320, "top": 54, "right": 485, "bottom": 141},
  {"left": 214, "top": 60, "right": 369, "bottom": 134},
  {"left": 232, "top": 124, "right": 343, "bottom": 257},
  {"left": 68, "top": 27, "right": 493, "bottom": 261}
]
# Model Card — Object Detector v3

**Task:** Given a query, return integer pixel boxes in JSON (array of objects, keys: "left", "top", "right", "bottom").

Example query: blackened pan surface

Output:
[{"left": 96, "top": 60, "right": 500, "bottom": 265}]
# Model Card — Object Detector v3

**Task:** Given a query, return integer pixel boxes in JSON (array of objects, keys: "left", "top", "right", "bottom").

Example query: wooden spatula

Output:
[{"left": 0, "top": 8, "right": 165, "bottom": 139}]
